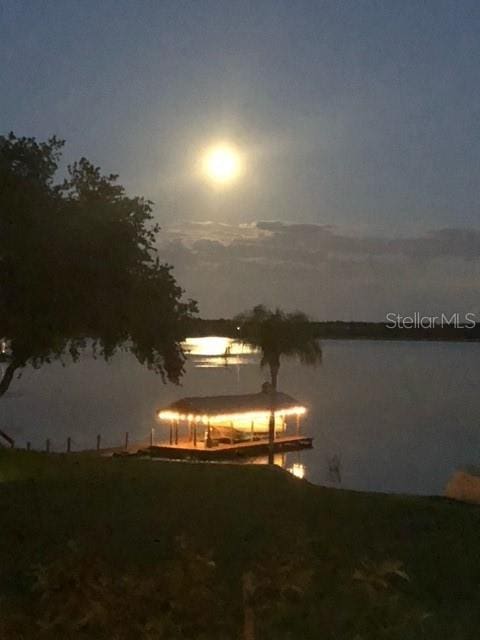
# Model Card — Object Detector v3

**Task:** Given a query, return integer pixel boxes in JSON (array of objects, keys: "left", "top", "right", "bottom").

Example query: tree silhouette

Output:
[
  {"left": 235, "top": 305, "right": 322, "bottom": 463},
  {"left": 0, "top": 133, "right": 197, "bottom": 398}
]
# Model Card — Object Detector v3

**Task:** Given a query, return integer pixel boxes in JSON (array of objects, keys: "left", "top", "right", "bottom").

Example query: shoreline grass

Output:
[{"left": 0, "top": 450, "right": 479, "bottom": 638}]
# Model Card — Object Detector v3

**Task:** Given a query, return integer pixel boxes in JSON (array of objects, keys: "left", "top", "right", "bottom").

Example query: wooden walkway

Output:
[{"left": 110, "top": 434, "right": 313, "bottom": 460}]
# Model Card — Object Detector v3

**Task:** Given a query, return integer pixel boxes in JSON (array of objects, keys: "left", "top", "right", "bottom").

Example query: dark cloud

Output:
[
  {"left": 256, "top": 222, "right": 480, "bottom": 260},
  {"left": 388, "top": 228, "right": 480, "bottom": 260},
  {"left": 158, "top": 222, "right": 480, "bottom": 319}
]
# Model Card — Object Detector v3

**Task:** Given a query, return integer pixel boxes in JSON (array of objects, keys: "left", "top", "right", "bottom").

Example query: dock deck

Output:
[{"left": 110, "top": 434, "right": 313, "bottom": 460}]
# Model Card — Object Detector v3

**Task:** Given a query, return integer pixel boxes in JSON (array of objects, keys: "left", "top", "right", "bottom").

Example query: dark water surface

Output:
[{"left": 2, "top": 339, "right": 480, "bottom": 495}]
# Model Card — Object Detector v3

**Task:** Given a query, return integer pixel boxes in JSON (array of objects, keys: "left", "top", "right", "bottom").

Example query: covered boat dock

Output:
[{"left": 147, "top": 388, "right": 312, "bottom": 459}]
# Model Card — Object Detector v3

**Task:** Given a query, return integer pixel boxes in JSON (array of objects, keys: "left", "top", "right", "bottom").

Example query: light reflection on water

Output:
[
  {"left": 182, "top": 336, "right": 257, "bottom": 368},
  {"left": 288, "top": 462, "right": 306, "bottom": 479}
]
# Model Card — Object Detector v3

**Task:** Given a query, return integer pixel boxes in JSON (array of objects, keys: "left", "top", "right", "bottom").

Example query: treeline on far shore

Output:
[{"left": 185, "top": 318, "right": 480, "bottom": 342}]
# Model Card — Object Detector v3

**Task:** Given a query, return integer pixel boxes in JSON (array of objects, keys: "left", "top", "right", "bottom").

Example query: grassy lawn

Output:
[{"left": 0, "top": 450, "right": 479, "bottom": 639}]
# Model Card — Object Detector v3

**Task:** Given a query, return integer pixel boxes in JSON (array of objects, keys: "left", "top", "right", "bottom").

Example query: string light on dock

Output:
[{"left": 157, "top": 406, "right": 306, "bottom": 424}]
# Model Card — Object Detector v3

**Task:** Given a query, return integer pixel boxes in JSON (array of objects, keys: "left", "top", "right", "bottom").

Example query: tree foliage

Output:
[
  {"left": 235, "top": 305, "right": 322, "bottom": 389},
  {"left": 0, "top": 133, "right": 197, "bottom": 396}
]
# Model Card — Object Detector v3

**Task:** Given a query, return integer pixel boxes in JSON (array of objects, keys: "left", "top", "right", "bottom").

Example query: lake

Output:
[{"left": 2, "top": 338, "right": 480, "bottom": 495}]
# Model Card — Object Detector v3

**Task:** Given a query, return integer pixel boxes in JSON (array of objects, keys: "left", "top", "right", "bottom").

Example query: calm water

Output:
[{"left": 2, "top": 338, "right": 480, "bottom": 495}]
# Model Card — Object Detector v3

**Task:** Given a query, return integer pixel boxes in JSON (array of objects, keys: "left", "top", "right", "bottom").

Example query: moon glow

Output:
[{"left": 202, "top": 144, "right": 243, "bottom": 185}]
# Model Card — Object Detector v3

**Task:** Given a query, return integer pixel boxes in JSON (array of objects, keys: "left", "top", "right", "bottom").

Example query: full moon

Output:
[{"left": 202, "top": 144, "right": 242, "bottom": 185}]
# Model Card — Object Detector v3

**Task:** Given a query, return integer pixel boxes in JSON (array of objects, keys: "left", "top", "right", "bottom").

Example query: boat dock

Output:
[{"left": 110, "top": 434, "right": 313, "bottom": 460}]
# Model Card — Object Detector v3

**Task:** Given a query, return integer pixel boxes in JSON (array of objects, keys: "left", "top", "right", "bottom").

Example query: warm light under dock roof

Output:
[{"left": 158, "top": 406, "right": 306, "bottom": 423}]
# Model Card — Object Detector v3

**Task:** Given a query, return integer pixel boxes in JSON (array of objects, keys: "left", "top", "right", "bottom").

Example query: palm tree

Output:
[{"left": 235, "top": 305, "right": 322, "bottom": 464}]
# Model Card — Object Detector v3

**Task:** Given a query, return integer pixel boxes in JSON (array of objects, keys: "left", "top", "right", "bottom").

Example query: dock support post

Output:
[
  {"left": 96, "top": 434, "right": 101, "bottom": 451},
  {"left": 169, "top": 421, "right": 173, "bottom": 445},
  {"left": 150, "top": 428, "right": 154, "bottom": 448},
  {"left": 268, "top": 410, "right": 275, "bottom": 465},
  {"left": 26, "top": 441, "right": 31, "bottom": 451},
  {"left": 46, "top": 438, "right": 50, "bottom": 453},
  {"left": 206, "top": 420, "right": 212, "bottom": 448},
  {"left": 174, "top": 421, "right": 178, "bottom": 445},
  {"left": 124, "top": 432, "right": 129, "bottom": 450},
  {"left": 67, "top": 437, "right": 71, "bottom": 453},
  {"left": 193, "top": 421, "right": 197, "bottom": 447}
]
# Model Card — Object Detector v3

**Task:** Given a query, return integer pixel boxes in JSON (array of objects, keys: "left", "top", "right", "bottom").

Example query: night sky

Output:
[{"left": 2, "top": 0, "right": 480, "bottom": 318}]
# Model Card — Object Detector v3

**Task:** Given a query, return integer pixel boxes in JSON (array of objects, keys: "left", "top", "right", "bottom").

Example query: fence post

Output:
[
  {"left": 67, "top": 437, "right": 71, "bottom": 453},
  {"left": 96, "top": 434, "right": 101, "bottom": 451},
  {"left": 46, "top": 438, "right": 50, "bottom": 453},
  {"left": 26, "top": 441, "right": 31, "bottom": 451}
]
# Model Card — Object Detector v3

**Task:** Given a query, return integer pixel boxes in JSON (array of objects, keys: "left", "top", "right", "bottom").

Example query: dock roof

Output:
[{"left": 159, "top": 391, "right": 303, "bottom": 417}]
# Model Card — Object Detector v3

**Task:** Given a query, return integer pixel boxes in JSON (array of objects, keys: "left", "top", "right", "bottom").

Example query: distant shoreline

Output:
[{"left": 186, "top": 318, "right": 480, "bottom": 343}]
